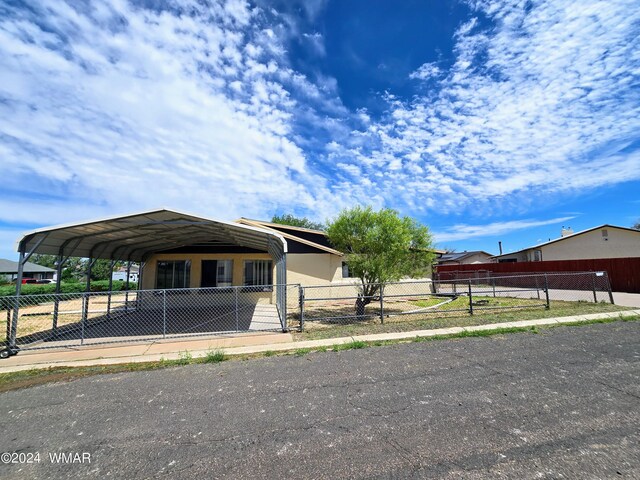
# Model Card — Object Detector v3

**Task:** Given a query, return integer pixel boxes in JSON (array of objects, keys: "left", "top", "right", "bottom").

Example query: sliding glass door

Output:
[{"left": 201, "top": 260, "right": 233, "bottom": 287}]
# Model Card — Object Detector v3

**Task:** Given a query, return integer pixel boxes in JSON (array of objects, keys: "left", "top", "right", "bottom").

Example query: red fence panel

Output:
[{"left": 435, "top": 257, "right": 640, "bottom": 293}]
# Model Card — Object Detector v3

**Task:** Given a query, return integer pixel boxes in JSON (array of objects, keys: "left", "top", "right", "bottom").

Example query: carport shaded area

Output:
[{"left": 6, "top": 209, "right": 288, "bottom": 353}]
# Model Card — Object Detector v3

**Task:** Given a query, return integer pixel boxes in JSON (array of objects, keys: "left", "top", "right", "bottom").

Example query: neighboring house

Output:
[
  {"left": 0, "top": 258, "right": 55, "bottom": 283},
  {"left": 492, "top": 225, "right": 640, "bottom": 263},
  {"left": 437, "top": 250, "right": 494, "bottom": 266},
  {"left": 112, "top": 265, "right": 140, "bottom": 283}
]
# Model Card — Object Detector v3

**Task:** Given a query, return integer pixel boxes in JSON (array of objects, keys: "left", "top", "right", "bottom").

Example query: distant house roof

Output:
[
  {"left": 491, "top": 224, "right": 640, "bottom": 259},
  {"left": 0, "top": 258, "right": 56, "bottom": 274},
  {"left": 438, "top": 251, "right": 493, "bottom": 263}
]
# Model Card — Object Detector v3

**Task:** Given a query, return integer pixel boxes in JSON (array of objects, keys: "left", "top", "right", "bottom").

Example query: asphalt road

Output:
[{"left": 1, "top": 322, "right": 639, "bottom": 479}]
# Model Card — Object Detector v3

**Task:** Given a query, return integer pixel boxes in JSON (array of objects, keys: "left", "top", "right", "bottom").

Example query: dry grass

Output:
[{"left": 0, "top": 292, "right": 136, "bottom": 342}]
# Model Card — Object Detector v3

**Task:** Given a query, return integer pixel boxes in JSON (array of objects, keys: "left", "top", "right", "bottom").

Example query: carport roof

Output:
[{"left": 16, "top": 209, "right": 287, "bottom": 262}]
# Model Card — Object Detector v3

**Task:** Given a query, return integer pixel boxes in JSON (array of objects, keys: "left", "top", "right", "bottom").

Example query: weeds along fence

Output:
[
  {"left": 293, "top": 272, "right": 614, "bottom": 332},
  {"left": 1, "top": 284, "right": 297, "bottom": 352}
]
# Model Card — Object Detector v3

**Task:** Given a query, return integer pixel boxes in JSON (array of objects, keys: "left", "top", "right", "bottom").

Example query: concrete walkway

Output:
[{"left": 1, "top": 309, "right": 638, "bottom": 374}]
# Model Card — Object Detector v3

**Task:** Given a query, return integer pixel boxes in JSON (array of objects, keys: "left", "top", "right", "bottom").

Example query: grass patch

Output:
[
  {"left": 332, "top": 339, "right": 368, "bottom": 352},
  {"left": 204, "top": 349, "right": 226, "bottom": 364},
  {"left": 294, "top": 300, "right": 631, "bottom": 341},
  {"left": 176, "top": 350, "right": 193, "bottom": 365},
  {"left": 294, "top": 348, "right": 311, "bottom": 357},
  {"left": 1, "top": 314, "right": 637, "bottom": 394}
]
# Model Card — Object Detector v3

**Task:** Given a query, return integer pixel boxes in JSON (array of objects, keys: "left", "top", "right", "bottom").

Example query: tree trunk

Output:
[{"left": 355, "top": 294, "right": 373, "bottom": 317}]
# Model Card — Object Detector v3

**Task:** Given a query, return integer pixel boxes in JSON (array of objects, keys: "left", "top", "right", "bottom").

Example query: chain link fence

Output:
[
  {"left": 294, "top": 272, "right": 614, "bottom": 332},
  {"left": 0, "top": 272, "right": 616, "bottom": 353},
  {"left": 1, "top": 284, "right": 297, "bottom": 352}
]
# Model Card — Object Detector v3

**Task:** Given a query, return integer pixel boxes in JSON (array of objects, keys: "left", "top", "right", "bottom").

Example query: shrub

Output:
[
  {"left": 0, "top": 281, "right": 138, "bottom": 298},
  {"left": 204, "top": 349, "right": 226, "bottom": 363}
]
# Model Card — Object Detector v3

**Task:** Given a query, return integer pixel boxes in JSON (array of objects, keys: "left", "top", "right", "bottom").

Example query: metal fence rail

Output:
[
  {"left": 0, "top": 272, "right": 616, "bottom": 353},
  {"left": 294, "top": 272, "right": 614, "bottom": 331},
  {"left": 1, "top": 284, "right": 297, "bottom": 353}
]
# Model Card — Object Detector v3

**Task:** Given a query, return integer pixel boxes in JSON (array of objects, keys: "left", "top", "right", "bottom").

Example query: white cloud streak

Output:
[{"left": 434, "top": 216, "right": 575, "bottom": 242}]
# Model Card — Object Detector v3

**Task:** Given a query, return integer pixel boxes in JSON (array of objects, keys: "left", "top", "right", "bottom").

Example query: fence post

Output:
[
  {"left": 235, "top": 286, "right": 239, "bottom": 332},
  {"left": 379, "top": 284, "right": 384, "bottom": 324},
  {"left": 544, "top": 274, "right": 550, "bottom": 309},
  {"left": 535, "top": 275, "right": 540, "bottom": 299},
  {"left": 492, "top": 278, "right": 496, "bottom": 298},
  {"left": 468, "top": 281, "right": 473, "bottom": 315},
  {"left": 5, "top": 302, "right": 11, "bottom": 347},
  {"left": 81, "top": 292, "right": 87, "bottom": 345},
  {"left": 605, "top": 272, "right": 615, "bottom": 304},
  {"left": 163, "top": 289, "right": 167, "bottom": 339},
  {"left": 591, "top": 272, "right": 598, "bottom": 303},
  {"left": 299, "top": 287, "right": 305, "bottom": 332}
]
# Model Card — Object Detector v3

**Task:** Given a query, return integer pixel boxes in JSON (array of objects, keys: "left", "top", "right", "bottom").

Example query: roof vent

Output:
[{"left": 561, "top": 226, "right": 574, "bottom": 237}]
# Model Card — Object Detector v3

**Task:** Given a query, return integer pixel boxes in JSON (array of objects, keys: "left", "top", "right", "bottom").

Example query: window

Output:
[
  {"left": 533, "top": 250, "right": 542, "bottom": 262},
  {"left": 156, "top": 260, "right": 191, "bottom": 289},
  {"left": 602, "top": 229, "right": 608, "bottom": 241},
  {"left": 342, "top": 262, "right": 352, "bottom": 278},
  {"left": 243, "top": 260, "right": 272, "bottom": 286}
]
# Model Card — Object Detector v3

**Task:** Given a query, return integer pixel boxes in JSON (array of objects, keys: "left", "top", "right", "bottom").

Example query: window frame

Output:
[{"left": 155, "top": 260, "right": 191, "bottom": 289}]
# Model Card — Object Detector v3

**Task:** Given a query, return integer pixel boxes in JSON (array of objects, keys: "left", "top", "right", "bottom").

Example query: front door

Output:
[
  {"left": 201, "top": 260, "right": 218, "bottom": 287},
  {"left": 201, "top": 260, "right": 233, "bottom": 287}
]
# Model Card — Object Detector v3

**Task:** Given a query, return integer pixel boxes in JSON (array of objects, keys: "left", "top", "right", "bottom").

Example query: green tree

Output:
[
  {"left": 271, "top": 213, "right": 325, "bottom": 231},
  {"left": 90, "top": 259, "right": 123, "bottom": 281},
  {"left": 30, "top": 254, "right": 58, "bottom": 269},
  {"left": 326, "top": 206, "right": 434, "bottom": 316},
  {"left": 633, "top": 220, "right": 640, "bottom": 230},
  {"left": 60, "top": 258, "right": 84, "bottom": 282}
]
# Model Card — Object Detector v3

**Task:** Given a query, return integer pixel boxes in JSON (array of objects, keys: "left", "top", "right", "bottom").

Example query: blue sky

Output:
[{"left": 1, "top": 0, "right": 639, "bottom": 260}]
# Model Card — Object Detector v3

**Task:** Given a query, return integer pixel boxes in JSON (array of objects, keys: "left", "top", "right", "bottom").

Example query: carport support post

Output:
[
  {"left": 124, "top": 261, "right": 131, "bottom": 312},
  {"left": 52, "top": 254, "right": 64, "bottom": 334},
  {"left": 235, "top": 287, "right": 239, "bottom": 332},
  {"left": 81, "top": 259, "right": 93, "bottom": 345},
  {"left": 9, "top": 250, "right": 25, "bottom": 350},
  {"left": 468, "top": 280, "right": 473, "bottom": 315},
  {"left": 544, "top": 274, "right": 550, "bottom": 310},
  {"left": 107, "top": 260, "right": 115, "bottom": 320},
  {"left": 162, "top": 289, "right": 166, "bottom": 338}
]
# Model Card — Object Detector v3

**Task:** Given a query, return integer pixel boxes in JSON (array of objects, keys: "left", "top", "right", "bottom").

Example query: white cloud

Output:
[
  {"left": 1, "top": 0, "right": 639, "bottom": 251},
  {"left": 303, "top": 32, "right": 326, "bottom": 57},
  {"left": 331, "top": 0, "right": 640, "bottom": 216},
  {"left": 0, "top": 0, "right": 353, "bottom": 231},
  {"left": 409, "top": 62, "right": 441, "bottom": 80},
  {"left": 434, "top": 216, "right": 576, "bottom": 242}
]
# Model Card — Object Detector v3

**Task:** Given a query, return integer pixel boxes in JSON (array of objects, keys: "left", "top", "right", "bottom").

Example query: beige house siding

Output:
[
  {"left": 286, "top": 253, "right": 344, "bottom": 286},
  {"left": 142, "top": 253, "right": 273, "bottom": 290},
  {"left": 539, "top": 227, "right": 640, "bottom": 261}
]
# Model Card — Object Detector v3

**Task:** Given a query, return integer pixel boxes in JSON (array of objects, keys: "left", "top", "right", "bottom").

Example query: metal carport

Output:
[{"left": 5, "top": 209, "right": 288, "bottom": 355}]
